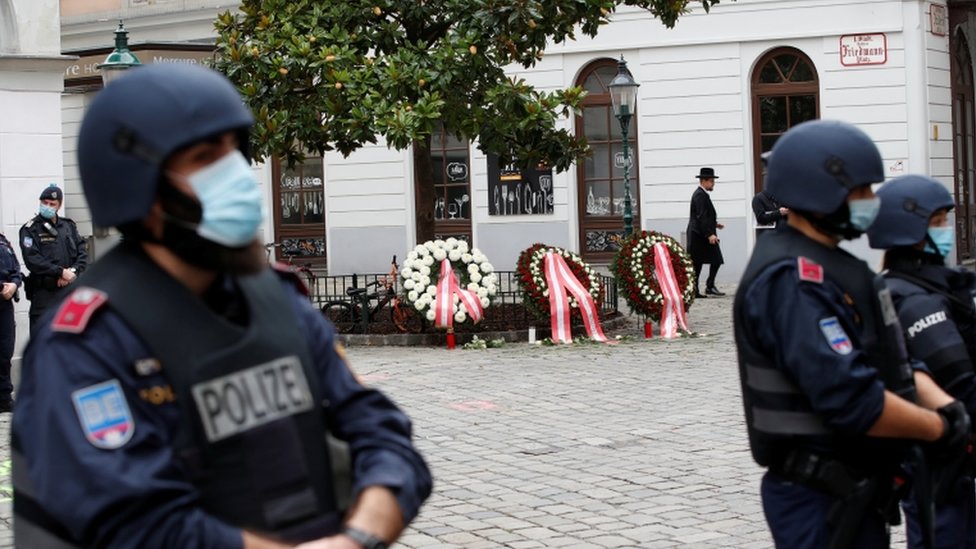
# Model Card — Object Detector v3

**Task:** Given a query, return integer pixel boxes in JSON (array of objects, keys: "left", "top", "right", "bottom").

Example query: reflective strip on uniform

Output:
[
  {"left": 752, "top": 407, "right": 830, "bottom": 435},
  {"left": 745, "top": 364, "right": 799, "bottom": 394}
]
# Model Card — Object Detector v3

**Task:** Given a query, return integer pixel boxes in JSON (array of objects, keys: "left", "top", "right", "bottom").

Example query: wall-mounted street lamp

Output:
[
  {"left": 608, "top": 56, "right": 640, "bottom": 237},
  {"left": 96, "top": 21, "right": 141, "bottom": 86}
]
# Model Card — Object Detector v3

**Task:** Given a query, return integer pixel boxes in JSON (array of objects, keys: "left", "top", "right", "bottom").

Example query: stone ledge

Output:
[{"left": 337, "top": 314, "right": 630, "bottom": 347}]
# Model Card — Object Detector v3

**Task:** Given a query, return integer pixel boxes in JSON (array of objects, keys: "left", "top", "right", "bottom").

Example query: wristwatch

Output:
[{"left": 342, "top": 526, "right": 388, "bottom": 549}]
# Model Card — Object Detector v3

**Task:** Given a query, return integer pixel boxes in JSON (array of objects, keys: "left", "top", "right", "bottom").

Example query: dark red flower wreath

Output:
[
  {"left": 610, "top": 230, "right": 696, "bottom": 322},
  {"left": 516, "top": 243, "right": 602, "bottom": 321}
]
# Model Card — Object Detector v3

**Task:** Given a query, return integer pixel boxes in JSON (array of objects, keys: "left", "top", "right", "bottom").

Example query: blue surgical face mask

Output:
[
  {"left": 848, "top": 197, "right": 881, "bottom": 232},
  {"left": 181, "top": 150, "right": 264, "bottom": 247},
  {"left": 39, "top": 204, "right": 57, "bottom": 220},
  {"left": 926, "top": 226, "right": 955, "bottom": 257}
]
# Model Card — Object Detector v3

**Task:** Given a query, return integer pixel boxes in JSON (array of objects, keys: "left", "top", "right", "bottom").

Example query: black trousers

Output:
[
  {"left": 693, "top": 262, "right": 720, "bottom": 291},
  {"left": 0, "top": 299, "right": 14, "bottom": 403},
  {"left": 28, "top": 287, "right": 65, "bottom": 333}
]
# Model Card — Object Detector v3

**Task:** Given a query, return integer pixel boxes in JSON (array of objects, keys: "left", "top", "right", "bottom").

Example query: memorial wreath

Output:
[
  {"left": 610, "top": 230, "right": 696, "bottom": 322},
  {"left": 400, "top": 238, "right": 497, "bottom": 324},
  {"left": 516, "top": 243, "right": 602, "bottom": 320}
]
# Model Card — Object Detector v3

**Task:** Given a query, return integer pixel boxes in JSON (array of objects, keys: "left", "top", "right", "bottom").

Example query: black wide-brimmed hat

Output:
[{"left": 696, "top": 167, "right": 719, "bottom": 179}]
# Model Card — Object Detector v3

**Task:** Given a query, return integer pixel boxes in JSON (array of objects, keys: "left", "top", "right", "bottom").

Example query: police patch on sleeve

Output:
[
  {"left": 21, "top": 236, "right": 32, "bottom": 248},
  {"left": 72, "top": 379, "right": 135, "bottom": 449},
  {"left": 819, "top": 317, "right": 853, "bottom": 355}
]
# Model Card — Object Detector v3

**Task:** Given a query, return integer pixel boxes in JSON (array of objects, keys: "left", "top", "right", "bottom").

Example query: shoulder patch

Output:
[
  {"left": 272, "top": 264, "right": 310, "bottom": 297},
  {"left": 72, "top": 379, "right": 135, "bottom": 449},
  {"left": 21, "top": 235, "right": 32, "bottom": 248},
  {"left": 52, "top": 287, "right": 108, "bottom": 333},
  {"left": 819, "top": 316, "right": 853, "bottom": 355},
  {"left": 798, "top": 257, "right": 824, "bottom": 284}
]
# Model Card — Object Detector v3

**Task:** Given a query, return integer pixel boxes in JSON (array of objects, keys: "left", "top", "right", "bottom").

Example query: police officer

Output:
[
  {"left": 867, "top": 174, "right": 976, "bottom": 549},
  {"left": 0, "top": 231, "right": 21, "bottom": 412},
  {"left": 12, "top": 64, "right": 432, "bottom": 548},
  {"left": 19, "top": 184, "right": 87, "bottom": 330},
  {"left": 733, "top": 120, "right": 969, "bottom": 548}
]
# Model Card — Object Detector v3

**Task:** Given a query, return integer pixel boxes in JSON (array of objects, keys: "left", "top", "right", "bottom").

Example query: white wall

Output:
[{"left": 2, "top": 0, "right": 71, "bottom": 367}]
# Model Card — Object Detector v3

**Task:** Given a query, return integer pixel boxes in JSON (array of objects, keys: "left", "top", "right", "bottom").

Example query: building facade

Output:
[
  {"left": 2, "top": 0, "right": 73, "bottom": 357},
  {"left": 57, "top": 0, "right": 976, "bottom": 282}
]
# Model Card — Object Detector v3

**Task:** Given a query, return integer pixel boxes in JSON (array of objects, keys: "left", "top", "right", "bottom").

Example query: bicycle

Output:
[
  {"left": 320, "top": 256, "right": 424, "bottom": 334},
  {"left": 264, "top": 242, "right": 318, "bottom": 297}
]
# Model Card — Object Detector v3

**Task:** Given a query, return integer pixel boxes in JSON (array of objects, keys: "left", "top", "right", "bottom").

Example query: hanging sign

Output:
[{"left": 840, "top": 34, "right": 888, "bottom": 66}]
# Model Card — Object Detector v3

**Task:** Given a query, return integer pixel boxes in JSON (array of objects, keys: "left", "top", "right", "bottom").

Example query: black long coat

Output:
[{"left": 686, "top": 186, "right": 724, "bottom": 265}]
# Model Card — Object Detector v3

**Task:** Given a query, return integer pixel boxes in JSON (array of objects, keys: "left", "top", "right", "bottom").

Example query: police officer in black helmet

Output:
[
  {"left": 12, "top": 63, "right": 431, "bottom": 549},
  {"left": 19, "top": 184, "right": 87, "bottom": 331},
  {"left": 733, "top": 120, "right": 969, "bottom": 548},
  {"left": 868, "top": 174, "right": 976, "bottom": 549}
]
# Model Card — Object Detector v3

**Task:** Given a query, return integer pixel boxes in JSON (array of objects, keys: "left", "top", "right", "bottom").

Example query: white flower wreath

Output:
[{"left": 400, "top": 238, "right": 498, "bottom": 324}]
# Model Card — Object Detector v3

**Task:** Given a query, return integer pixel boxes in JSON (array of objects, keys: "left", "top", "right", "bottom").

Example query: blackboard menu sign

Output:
[{"left": 486, "top": 153, "right": 554, "bottom": 216}]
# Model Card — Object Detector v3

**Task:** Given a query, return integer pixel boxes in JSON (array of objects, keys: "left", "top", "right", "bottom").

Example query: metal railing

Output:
[{"left": 310, "top": 270, "right": 618, "bottom": 332}]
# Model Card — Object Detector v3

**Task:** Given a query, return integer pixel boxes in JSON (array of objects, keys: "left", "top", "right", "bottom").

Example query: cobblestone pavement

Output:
[{"left": 0, "top": 285, "right": 907, "bottom": 547}]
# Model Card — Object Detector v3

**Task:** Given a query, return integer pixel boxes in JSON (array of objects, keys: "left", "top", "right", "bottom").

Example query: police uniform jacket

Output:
[
  {"left": 0, "top": 234, "right": 22, "bottom": 291},
  {"left": 19, "top": 214, "right": 87, "bottom": 282},
  {"left": 884, "top": 250, "right": 976, "bottom": 414},
  {"left": 12, "top": 260, "right": 432, "bottom": 547},
  {"left": 735, "top": 226, "right": 906, "bottom": 469},
  {"left": 687, "top": 186, "right": 724, "bottom": 265}
]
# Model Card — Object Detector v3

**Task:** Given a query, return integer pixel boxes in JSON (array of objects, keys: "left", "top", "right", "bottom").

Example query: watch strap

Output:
[{"left": 342, "top": 526, "right": 388, "bottom": 549}]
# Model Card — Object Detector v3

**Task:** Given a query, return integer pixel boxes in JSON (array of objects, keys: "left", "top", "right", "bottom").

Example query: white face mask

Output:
[{"left": 180, "top": 150, "right": 265, "bottom": 247}]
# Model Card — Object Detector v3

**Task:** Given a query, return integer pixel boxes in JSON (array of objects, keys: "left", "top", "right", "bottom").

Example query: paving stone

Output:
[{"left": 0, "top": 286, "right": 910, "bottom": 547}]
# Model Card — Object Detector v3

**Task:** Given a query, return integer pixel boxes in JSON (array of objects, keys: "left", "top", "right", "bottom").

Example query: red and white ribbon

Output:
[
  {"left": 652, "top": 242, "right": 689, "bottom": 338},
  {"left": 543, "top": 252, "right": 609, "bottom": 344},
  {"left": 434, "top": 258, "right": 484, "bottom": 329}
]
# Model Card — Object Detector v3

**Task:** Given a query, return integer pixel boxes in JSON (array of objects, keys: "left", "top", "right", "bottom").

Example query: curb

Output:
[{"left": 337, "top": 314, "right": 631, "bottom": 347}]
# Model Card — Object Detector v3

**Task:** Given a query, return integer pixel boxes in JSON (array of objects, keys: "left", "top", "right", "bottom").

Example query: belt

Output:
[{"left": 769, "top": 450, "right": 867, "bottom": 497}]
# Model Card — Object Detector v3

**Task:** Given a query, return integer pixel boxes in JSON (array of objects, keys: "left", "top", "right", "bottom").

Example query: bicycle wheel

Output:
[
  {"left": 321, "top": 301, "right": 359, "bottom": 333},
  {"left": 391, "top": 300, "right": 424, "bottom": 334}
]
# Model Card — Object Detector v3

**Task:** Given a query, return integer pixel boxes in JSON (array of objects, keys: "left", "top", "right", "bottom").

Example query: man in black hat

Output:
[
  {"left": 19, "top": 184, "right": 88, "bottom": 330},
  {"left": 687, "top": 167, "right": 725, "bottom": 297}
]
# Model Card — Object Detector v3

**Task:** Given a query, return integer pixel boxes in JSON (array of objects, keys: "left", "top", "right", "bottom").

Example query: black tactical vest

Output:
[
  {"left": 15, "top": 243, "right": 344, "bottom": 545},
  {"left": 734, "top": 228, "right": 915, "bottom": 469},
  {"left": 885, "top": 264, "right": 976, "bottom": 389}
]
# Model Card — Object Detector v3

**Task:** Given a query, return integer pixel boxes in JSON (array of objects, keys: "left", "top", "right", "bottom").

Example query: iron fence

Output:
[{"left": 308, "top": 270, "right": 618, "bottom": 330}]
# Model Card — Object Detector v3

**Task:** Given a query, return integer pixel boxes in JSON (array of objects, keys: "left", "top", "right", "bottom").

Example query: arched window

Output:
[
  {"left": 951, "top": 30, "right": 976, "bottom": 262},
  {"left": 575, "top": 58, "right": 640, "bottom": 260},
  {"left": 751, "top": 48, "right": 819, "bottom": 195}
]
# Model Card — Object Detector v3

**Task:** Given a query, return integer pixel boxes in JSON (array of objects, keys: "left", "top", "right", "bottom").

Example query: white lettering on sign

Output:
[
  {"left": 191, "top": 356, "right": 315, "bottom": 442},
  {"left": 840, "top": 34, "right": 888, "bottom": 66},
  {"left": 447, "top": 162, "right": 468, "bottom": 181}
]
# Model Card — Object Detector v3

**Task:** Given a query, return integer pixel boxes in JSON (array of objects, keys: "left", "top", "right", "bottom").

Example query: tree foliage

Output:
[{"left": 214, "top": 0, "right": 724, "bottom": 241}]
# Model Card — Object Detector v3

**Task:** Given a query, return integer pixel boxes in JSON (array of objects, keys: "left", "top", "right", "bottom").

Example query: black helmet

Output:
[
  {"left": 77, "top": 63, "right": 253, "bottom": 227},
  {"left": 867, "top": 174, "right": 955, "bottom": 249},
  {"left": 766, "top": 120, "right": 884, "bottom": 215}
]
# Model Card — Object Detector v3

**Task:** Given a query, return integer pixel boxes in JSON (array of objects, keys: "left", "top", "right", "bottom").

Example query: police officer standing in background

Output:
[
  {"left": 734, "top": 120, "right": 970, "bottom": 548},
  {"left": 12, "top": 63, "right": 431, "bottom": 548},
  {"left": 0, "top": 231, "right": 21, "bottom": 412},
  {"left": 19, "top": 184, "right": 87, "bottom": 330},
  {"left": 868, "top": 174, "right": 976, "bottom": 549}
]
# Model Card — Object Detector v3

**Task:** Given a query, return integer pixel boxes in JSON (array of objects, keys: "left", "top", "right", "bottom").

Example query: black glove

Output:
[
  {"left": 928, "top": 401, "right": 973, "bottom": 505},
  {"left": 935, "top": 401, "right": 971, "bottom": 452}
]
